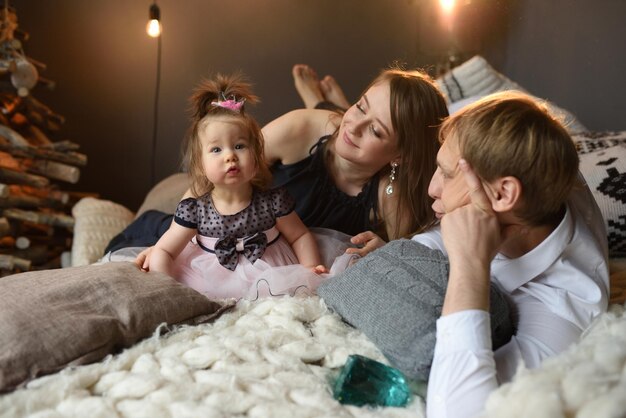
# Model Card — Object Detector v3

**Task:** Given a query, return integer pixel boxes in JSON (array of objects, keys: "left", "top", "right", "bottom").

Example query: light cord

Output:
[{"left": 150, "top": 31, "right": 161, "bottom": 186}]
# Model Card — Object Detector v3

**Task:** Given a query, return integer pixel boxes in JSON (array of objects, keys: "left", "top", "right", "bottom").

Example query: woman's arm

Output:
[
  {"left": 275, "top": 211, "right": 326, "bottom": 273},
  {"left": 262, "top": 108, "right": 340, "bottom": 166},
  {"left": 147, "top": 223, "right": 196, "bottom": 276}
]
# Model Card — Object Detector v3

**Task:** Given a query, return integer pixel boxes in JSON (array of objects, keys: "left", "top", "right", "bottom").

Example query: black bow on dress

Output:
[{"left": 214, "top": 232, "right": 268, "bottom": 271}]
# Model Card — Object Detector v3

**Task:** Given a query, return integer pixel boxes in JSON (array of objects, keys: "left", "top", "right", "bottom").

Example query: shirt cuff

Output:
[{"left": 436, "top": 310, "right": 492, "bottom": 356}]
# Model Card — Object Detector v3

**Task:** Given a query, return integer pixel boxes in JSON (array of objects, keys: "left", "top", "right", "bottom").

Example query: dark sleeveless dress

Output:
[{"left": 271, "top": 136, "right": 379, "bottom": 236}]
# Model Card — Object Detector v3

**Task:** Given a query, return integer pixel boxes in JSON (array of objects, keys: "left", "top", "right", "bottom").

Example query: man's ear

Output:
[{"left": 485, "top": 176, "right": 522, "bottom": 213}]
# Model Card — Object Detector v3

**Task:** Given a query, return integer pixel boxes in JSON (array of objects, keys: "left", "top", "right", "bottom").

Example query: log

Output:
[
  {"left": 0, "top": 217, "right": 12, "bottom": 237},
  {"left": 25, "top": 125, "right": 53, "bottom": 147},
  {"left": 23, "top": 159, "right": 80, "bottom": 184},
  {"left": 0, "top": 194, "right": 65, "bottom": 209},
  {"left": 10, "top": 112, "right": 29, "bottom": 128},
  {"left": 0, "top": 167, "right": 49, "bottom": 188},
  {"left": 3, "top": 208, "right": 74, "bottom": 229},
  {"left": 10, "top": 185, "right": 69, "bottom": 204},
  {"left": 0, "top": 150, "right": 20, "bottom": 170},
  {"left": 0, "top": 254, "right": 31, "bottom": 271},
  {"left": 0, "top": 236, "right": 15, "bottom": 247},
  {"left": 45, "top": 140, "right": 80, "bottom": 152},
  {"left": 0, "top": 95, "right": 21, "bottom": 115},
  {"left": 0, "top": 137, "right": 87, "bottom": 166},
  {"left": 0, "top": 183, "right": 7, "bottom": 197},
  {"left": 0, "top": 123, "right": 29, "bottom": 147},
  {"left": 22, "top": 96, "right": 65, "bottom": 128},
  {"left": 13, "top": 222, "right": 52, "bottom": 240}
]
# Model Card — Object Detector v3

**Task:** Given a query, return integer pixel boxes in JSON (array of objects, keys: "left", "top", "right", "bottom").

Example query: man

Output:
[{"left": 413, "top": 91, "right": 609, "bottom": 418}]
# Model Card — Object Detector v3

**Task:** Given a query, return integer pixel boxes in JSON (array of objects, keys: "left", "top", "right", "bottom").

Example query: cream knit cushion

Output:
[
  {"left": 437, "top": 55, "right": 587, "bottom": 134},
  {"left": 135, "top": 172, "right": 190, "bottom": 219},
  {"left": 71, "top": 197, "right": 135, "bottom": 266}
]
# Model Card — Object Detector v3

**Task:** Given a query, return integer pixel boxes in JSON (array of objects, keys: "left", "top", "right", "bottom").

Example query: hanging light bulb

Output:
[
  {"left": 439, "top": 0, "right": 456, "bottom": 15},
  {"left": 146, "top": 2, "right": 161, "bottom": 38}
]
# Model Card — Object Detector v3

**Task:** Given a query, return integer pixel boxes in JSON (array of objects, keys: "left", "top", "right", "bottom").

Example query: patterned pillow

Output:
[{"left": 575, "top": 131, "right": 626, "bottom": 257}]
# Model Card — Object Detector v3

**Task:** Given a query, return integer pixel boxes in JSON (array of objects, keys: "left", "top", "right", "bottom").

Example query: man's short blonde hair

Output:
[{"left": 440, "top": 91, "right": 579, "bottom": 226}]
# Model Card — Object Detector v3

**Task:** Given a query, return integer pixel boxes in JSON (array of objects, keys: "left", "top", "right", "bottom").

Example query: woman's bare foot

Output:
[
  {"left": 292, "top": 64, "right": 325, "bottom": 109},
  {"left": 320, "top": 75, "right": 351, "bottom": 110}
]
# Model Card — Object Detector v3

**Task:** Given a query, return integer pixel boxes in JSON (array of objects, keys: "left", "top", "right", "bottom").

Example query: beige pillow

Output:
[
  {"left": 0, "top": 262, "right": 231, "bottom": 393},
  {"left": 71, "top": 197, "right": 135, "bottom": 266},
  {"left": 135, "top": 173, "right": 191, "bottom": 218}
]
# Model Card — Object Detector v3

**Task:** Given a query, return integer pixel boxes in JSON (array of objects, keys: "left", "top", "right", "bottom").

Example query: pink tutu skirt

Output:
[{"left": 171, "top": 227, "right": 356, "bottom": 300}]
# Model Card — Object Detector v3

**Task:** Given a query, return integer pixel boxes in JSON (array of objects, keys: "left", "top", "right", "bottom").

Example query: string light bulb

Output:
[
  {"left": 146, "top": 2, "right": 161, "bottom": 38},
  {"left": 439, "top": 0, "right": 456, "bottom": 15}
]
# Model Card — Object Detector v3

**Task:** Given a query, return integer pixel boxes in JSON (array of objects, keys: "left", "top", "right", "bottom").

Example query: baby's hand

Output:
[
  {"left": 311, "top": 264, "right": 329, "bottom": 274},
  {"left": 134, "top": 246, "right": 154, "bottom": 272}
]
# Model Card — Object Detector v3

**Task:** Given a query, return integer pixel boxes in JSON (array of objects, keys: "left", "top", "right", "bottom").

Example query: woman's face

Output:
[{"left": 335, "top": 81, "right": 399, "bottom": 171}]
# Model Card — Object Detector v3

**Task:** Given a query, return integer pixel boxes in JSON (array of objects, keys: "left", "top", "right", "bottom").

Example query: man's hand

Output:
[
  {"left": 442, "top": 159, "right": 501, "bottom": 267},
  {"left": 440, "top": 159, "right": 501, "bottom": 315}
]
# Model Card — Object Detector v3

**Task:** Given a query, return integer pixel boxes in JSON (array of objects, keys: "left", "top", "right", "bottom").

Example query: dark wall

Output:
[
  {"left": 12, "top": 0, "right": 431, "bottom": 210},
  {"left": 9, "top": 0, "right": 624, "bottom": 211},
  {"left": 498, "top": 0, "right": 626, "bottom": 132}
]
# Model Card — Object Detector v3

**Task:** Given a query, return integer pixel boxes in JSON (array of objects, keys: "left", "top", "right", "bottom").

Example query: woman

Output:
[
  {"left": 266, "top": 66, "right": 449, "bottom": 256},
  {"left": 113, "top": 66, "right": 449, "bottom": 264}
]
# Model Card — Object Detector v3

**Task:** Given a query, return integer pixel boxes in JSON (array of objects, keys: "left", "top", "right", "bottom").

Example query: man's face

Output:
[{"left": 428, "top": 136, "right": 472, "bottom": 219}]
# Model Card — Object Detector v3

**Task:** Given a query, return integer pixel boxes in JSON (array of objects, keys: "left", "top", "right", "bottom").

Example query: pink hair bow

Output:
[{"left": 211, "top": 93, "right": 245, "bottom": 113}]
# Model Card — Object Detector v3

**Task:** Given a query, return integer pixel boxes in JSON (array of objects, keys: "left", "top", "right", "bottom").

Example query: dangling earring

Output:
[{"left": 385, "top": 162, "right": 398, "bottom": 195}]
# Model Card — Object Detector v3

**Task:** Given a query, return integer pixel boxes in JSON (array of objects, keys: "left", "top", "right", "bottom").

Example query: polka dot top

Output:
[{"left": 174, "top": 187, "right": 296, "bottom": 238}]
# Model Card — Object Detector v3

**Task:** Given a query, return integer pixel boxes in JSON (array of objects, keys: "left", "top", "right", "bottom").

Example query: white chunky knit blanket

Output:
[
  {"left": 0, "top": 296, "right": 426, "bottom": 418},
  {"left": 2, "top": 298, "right": 625, "bottom": 418},
  {"left": 482, "top": 302, "right": 626, "bottom": 418}
]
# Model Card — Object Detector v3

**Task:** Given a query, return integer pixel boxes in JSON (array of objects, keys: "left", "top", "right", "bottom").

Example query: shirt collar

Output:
[{"left": 492, "top": 204, "right": 574, "bottom": 292}]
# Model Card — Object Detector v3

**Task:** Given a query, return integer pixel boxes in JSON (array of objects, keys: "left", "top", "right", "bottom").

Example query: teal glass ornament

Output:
[{"left": 333, "top": 354, "right": 411, "bottom": 407}]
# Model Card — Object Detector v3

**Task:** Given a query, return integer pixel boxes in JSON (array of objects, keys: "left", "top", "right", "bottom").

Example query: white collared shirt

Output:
[{"left": 413, "top": 186, "right": 609, "bottom": 418}]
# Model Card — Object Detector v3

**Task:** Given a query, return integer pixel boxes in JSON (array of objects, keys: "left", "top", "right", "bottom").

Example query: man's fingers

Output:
[{"left": 459, "top": 159, "right": 492, "bottom": 212}]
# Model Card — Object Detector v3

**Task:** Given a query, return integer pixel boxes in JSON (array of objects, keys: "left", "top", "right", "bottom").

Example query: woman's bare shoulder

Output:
[{"left": 263, "top": 109, "right": 340, "bottom": 165}]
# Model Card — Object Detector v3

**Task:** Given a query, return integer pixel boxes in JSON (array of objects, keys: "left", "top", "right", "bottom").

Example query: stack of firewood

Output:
[{"left": 0, "top": 5, "right": 90, "bottom": 276}]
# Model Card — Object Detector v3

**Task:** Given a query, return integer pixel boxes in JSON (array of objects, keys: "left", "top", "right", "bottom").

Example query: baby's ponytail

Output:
[{"left": 189, "top": 72, "right": 259, "bottom": 122}]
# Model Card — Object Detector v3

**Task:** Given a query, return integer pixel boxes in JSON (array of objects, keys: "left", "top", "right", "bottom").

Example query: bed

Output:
[{"left": 1, "top": 56, "right": 625, "bottom": 418}]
